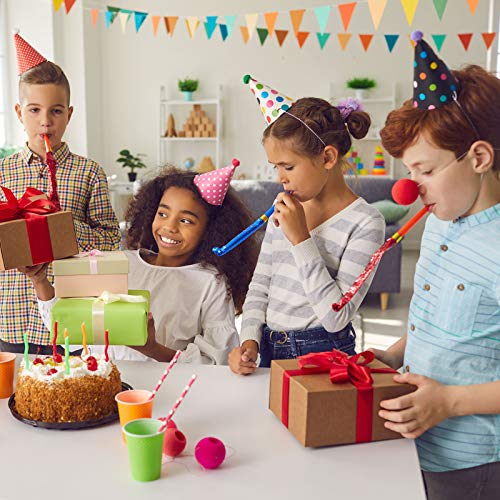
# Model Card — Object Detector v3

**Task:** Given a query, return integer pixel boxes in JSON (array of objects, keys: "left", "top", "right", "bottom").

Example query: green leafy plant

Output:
[
  {"left": 346, "top": 78, "right": 376, "bottom": 90},
  {"left": 116, "top": 149, "right": 147, "bottom": 173},
  {"left": 178, "top": 78, "right": 199, "bottom": 92}
]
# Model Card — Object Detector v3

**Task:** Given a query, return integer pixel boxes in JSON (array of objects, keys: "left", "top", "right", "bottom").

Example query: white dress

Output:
[{"left": 38, "top": 249, "right": 239, "bottom": 364}]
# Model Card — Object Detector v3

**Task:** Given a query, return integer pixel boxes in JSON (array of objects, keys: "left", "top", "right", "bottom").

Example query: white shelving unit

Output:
[
  {"left": 158, "top": 85, "right": 222, "bottom": 168},
  {"left": 330, "top": 83, "right": 397, "bottom": 178}
]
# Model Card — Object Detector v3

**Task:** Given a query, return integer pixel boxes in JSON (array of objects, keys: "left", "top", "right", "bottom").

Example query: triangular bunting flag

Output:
[
  {"left": 458, "top": 33, "right": 473, "bottom": 51},
  {"left": 164, "top": 17, "right": 178, "bottom": 36},
  {"left": 275, "top": 29, "right": 289, "bottom": 47},
  {"left": 119, "top": 11, "right": 132, "bottom": 33},
  {"left": 134, "top": 12, "right": 148, "bottom": 33},
  {"left": 337, "top": 33, "right": 352, "bottom": 50},
  {"left": 240, "top": 26, "right": 250, "bottom": 44},
  {"left": 225, "top": 15, "right": 237, "bottom": 36},
  {"left": 106, "top": 7, "right": 120, "bottom": 24},
  {"left": 186, "top": 17, "right": 200, "bottom": 38},
  {"left": 431, "top": 34, "right": 446, "bottom": 52},
  {"left": 53, "top": 0, "right": 64, "bottom": 11},
  {"left": 204, "top": 16, "right": 218, "bottom": 39},
  {"left": 481, "top": 32, "right": 496, "bottom": 50},
  {"left": 359, "top": 34, "right": 374, "bottom": 51},
  {"left": 151, "top": 16, "right": 161, "bottom": 36},
  {"left": 368, "top": 0, "right": 387, "bottom": 30},
  {"left": 316, "top": 32, "right": 331, "bottom": 50},
  {"left": 245, "top": 14, "right": 258, "bottom": 39},
  {"left": 91, "top": 9, "right": 99, "bottom": 27},
  {"left": 257, "top": 28, "right": 269, "bottom": 46},
  {"left": 338, "top": 3, "right": 356, "bottom": 32},
  {"left": 105, "top": 12, "right": 114, "bottom": 29},
  {"left": 314, "top": 6, "right": 331, "bottom": 34},
  {"left": 296, "top": 31, "right": 310, "bottom": 48},
  {"left": 290, "top": 10, "right": 305, "bottom": 35},
  {"left": 432, "top": 0, "right": 448, "bottom": 20},
  {"left": 264, "top": 12, "right": 278, "bottom": 36},
  {"left": 384, "top": 34, "right": 399, "bottom": 52},
  {"left": 400, "top": 0, "right": 419, "bottom": 26},
  {"left": 64, "top": 0, "right": 76, "bottom": 14},
  {"left": 219, "top": 24, "right": 229, "bottom": 41},
  {"left": 467, "top": 0, "right": 479, "bottom": 16}
]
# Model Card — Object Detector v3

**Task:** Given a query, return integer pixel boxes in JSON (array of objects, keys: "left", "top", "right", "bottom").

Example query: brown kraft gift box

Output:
[
  {"left": 269, "top": 354, "right": 417, "bottom": 447},
  {"left": 0, "top": 211, "right": 78, "bottom": 270}
]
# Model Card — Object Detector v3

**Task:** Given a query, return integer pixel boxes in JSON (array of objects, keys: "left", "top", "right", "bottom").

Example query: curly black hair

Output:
[{"left": 125, "top": 167, "right": 259, "bottom": 314}]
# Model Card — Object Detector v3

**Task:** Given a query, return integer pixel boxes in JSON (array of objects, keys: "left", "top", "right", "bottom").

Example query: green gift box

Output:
[{"left": 51, "top": 290, "right": 150, "bottom": 345}]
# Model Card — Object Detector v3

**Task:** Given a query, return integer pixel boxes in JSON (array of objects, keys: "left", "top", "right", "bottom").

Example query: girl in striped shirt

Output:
[{"left": 229, "top": 87, "right": 385, "bottom": 375}]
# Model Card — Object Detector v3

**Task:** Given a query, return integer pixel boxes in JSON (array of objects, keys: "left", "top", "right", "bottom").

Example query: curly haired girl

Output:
[{"left": 28, "top": 163, "right": 259, "bottom": 364}]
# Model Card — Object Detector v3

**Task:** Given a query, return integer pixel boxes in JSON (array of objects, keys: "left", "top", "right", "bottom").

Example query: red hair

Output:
[{"left": 380, "top": 65, "right": 500, "bottom": 173}]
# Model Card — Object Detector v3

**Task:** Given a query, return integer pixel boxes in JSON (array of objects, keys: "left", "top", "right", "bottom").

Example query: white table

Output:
[{"left": 0, "top": 358, "right": 426, "bottom": 500}]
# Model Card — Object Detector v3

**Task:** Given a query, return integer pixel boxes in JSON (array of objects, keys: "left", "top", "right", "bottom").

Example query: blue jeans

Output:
[{"left": 259, "top": 323, "right": 356, "bottom": 368}]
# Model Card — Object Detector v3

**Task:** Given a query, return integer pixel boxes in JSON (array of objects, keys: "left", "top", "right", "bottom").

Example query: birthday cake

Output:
[{"left": 15, "top": 353, "right": 122, "bottom": 423}]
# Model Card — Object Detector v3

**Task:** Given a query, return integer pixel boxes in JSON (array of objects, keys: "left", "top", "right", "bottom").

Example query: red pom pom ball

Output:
[
  {"left": 163, "top": 428, "right": 186, "bottom": 457},
  {"left": 194, "top": 437, "right": 226, "bottom": 470},
  {"left": 392, "top": 178, "right": 419, "bottom": 206}
]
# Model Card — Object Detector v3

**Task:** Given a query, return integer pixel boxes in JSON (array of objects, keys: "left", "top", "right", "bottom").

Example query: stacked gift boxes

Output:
[
  {"left": 51, "top": 251, "right": 149, "bottom": 346},
  {"left": 269, "top": 352, "right": 416, "bottom": 447}
]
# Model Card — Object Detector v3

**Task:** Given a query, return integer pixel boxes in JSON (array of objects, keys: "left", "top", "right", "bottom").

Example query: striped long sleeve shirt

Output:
[
  {"left": 240, "top": 197, "right": 385, "bottom": 344},
  {"left": 404, "top": 204, "right": 500, "bottom": 472},
  {"left": 0, "top": 143, "right": 121, "bottom": 344}
]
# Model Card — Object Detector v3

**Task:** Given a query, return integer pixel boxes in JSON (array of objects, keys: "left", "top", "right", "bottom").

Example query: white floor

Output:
[
  {"left": 235, "top": 249, "right": 419, "bottom": 355},
  {"left": 357, "top": 249, "right": 419, "bottom": 352}
]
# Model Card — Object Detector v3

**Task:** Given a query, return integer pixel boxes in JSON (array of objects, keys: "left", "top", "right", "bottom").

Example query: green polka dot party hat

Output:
[
  {"left": 243, "top": 74, "right": 295, "bottom": 124},
  {"left": 411, "top": 30, "right": 459, "bottom": 110}
]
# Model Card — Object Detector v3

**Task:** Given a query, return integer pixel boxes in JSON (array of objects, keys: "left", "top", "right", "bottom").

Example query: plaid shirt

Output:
[{"left": 0, "top": 143, "right": 121, "bottom": 344}]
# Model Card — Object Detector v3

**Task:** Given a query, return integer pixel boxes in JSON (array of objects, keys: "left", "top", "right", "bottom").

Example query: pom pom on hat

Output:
[
  {"left": 411, "top": 30, "right": 423, "bottom": 42},
  {"left": 193, "top": 158, "right": 239, "bottom": 206},
  {"left": 243, "top": 74, "right": 295, "bottom": 125},
  {"left": 14, "top": 33, "right": 47, "bottom": 75}
]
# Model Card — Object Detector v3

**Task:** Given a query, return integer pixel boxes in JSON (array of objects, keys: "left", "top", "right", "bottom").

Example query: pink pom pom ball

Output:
[
  {"left": 163, "top": 428, "right": 186, "bottom": 457},
  {"left": 194, "top": 437, "right": 226, "bottom": 469},
  {"left": 392, "top": 178, "right": 419, "bottom": 206}
]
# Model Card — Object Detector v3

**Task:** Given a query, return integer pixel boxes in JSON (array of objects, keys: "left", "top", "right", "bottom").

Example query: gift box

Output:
[
  {"left": 51, "top": 290, "right": 150, "bottom": 345},
  {"left": 269, "top": 350, "right": 417, "bottom": 447},
  {"left": 0, "top": 186, "right": 78, "bottom": 270},
  {"left": 53, "top": 251, "right": 129, "bottom": 297}
]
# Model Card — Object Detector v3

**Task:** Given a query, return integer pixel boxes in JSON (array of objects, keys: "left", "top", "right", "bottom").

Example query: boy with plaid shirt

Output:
[{"left": 0, "top": 34, "right": 120, "bottom": 354}]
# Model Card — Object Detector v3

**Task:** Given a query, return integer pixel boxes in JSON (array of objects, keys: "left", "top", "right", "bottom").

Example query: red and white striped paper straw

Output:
[
  {"left": 149, "top": 350, "right": 182, "bottom": 400},
  {"left": 158, "top": 374, "right": 197, "bottom": 433}
]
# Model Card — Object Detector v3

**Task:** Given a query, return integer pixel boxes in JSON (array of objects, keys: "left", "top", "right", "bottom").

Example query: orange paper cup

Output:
[
  {"left": 115, "top": 389, "right": 154, "bottom": 443},
  {"left": 0, "top": 353, "right": 16, "bottom": 399}
]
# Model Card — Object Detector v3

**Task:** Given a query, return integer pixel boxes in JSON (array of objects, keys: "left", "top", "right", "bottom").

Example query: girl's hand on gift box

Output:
[
  {"left": 272, "top": 192, "right": 310, "bottom": 246},
  {"left": 130, "top": 313, "right": 177, "bottom": 362},
  {"left": 229, "top": 340, "right": 258, "bottom": 375},
  {"left": 378, "top": 373, "right": 455, "bottom": 439}
]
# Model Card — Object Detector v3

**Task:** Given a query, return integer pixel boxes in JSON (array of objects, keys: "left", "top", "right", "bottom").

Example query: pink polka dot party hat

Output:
[
  {"left": 243, "top": 74, "right": 295, "bottom": 125},
  {"left": 194, "top": 158, "right": 239, "bottom": 206},
  {"left": 14, "top": 33, "right": 47, "bottom": 75}
]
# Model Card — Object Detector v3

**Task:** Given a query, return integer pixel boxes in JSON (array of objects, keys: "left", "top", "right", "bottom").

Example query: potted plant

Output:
[
  {"left": 178, "top": 78, "right": 199, "bottom": 102},
  {"left": 116, "top": 149, "right": 147, "bottom": 182},
  {"left": 346, "top": 77, "right": 376, "bottom": 100}
]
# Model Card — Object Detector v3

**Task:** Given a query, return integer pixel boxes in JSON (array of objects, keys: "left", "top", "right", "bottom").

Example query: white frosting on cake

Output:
[{"left": 20, "top": 353, "right": 112, "bottom": 382}]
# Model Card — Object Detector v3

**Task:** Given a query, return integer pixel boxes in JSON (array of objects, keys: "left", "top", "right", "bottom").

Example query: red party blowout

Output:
[
  {"left": 269, "top": 350, "right": 416, "bottom": 447},
  {"left": 43, "top": 134, "right": 61, "bottom": 210}
]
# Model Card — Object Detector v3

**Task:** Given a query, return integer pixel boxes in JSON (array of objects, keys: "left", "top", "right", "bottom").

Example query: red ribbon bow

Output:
[
  {"left": 0, "top": 186, "right": 59, "bottom": 265},
  {"left": 282, "top": 349, "right": 397, "bottom": 443}
]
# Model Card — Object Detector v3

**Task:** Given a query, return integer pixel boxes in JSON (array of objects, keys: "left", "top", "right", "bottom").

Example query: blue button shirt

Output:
[{"left": 405, "top": 204, "right": 500, "bottom": 472}]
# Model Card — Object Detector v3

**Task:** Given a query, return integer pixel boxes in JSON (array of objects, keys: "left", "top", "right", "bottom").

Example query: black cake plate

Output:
[{"left": 8, "top": 382, "right": 133, "bottom": 430}]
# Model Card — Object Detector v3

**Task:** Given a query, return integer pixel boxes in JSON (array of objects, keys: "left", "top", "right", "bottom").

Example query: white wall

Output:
[{"left": 4, "top": 0, "right": 495, "bottom": 248}]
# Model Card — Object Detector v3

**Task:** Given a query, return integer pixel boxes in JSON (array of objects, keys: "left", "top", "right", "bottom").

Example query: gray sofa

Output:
[{"left": 231, "top": 177, "right": 402, "bottom": 310}]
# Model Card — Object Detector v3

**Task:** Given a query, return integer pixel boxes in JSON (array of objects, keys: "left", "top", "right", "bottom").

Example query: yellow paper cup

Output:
[
  {"left": 115, "top": 389, "right": 153, "bottom": 443},
  {"left": 0, "top": 353, "right": 16, "bottom": 399}
]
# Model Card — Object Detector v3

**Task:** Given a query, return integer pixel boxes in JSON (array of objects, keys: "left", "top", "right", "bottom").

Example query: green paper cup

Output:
[{"left": 123, "top": 418, "right": 166, "bottom": 482}]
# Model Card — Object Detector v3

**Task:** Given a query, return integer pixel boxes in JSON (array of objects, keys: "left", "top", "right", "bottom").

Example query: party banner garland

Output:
[{"left": 54, "top": 0, "right": 496, "bottom": 53}]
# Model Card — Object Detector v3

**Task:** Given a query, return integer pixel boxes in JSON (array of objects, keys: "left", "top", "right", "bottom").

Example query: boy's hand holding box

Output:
[
  {"left": 269, "top": 350, "right": 417, "bottom": 447},
  {"left": 0, "top": 186, "right": 78, "bottom": 270},
  {"left": 53, "top": 250, "right": 129, "bottom": 298},
  {"left": 51, "top": 290, "right": 150, "bottom": 345}
]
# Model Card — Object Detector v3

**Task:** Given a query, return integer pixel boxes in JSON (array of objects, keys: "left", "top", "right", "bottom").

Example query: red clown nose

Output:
[{"left": 392, "top": 178, "right": 419, "bottom": 205}]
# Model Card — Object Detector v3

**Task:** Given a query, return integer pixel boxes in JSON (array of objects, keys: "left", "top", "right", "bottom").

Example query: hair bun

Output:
[{"left": 346, "top": 110, "right": 371, "bottom": 139}]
